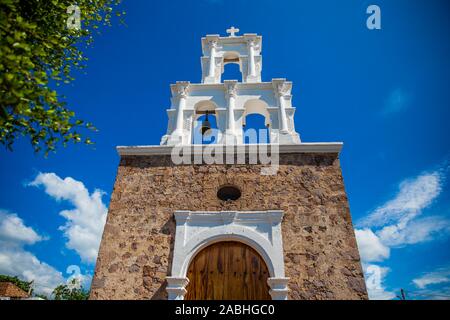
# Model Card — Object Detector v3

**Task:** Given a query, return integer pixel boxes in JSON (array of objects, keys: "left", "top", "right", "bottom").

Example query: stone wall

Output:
[{"left": 90, "top": 152, "right": 367, "bottom": 300}]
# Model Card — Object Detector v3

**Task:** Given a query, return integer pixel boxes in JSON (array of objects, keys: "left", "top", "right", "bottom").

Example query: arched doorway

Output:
[{"left": 184, "top": 241, "right": 272, "bottom": 300}]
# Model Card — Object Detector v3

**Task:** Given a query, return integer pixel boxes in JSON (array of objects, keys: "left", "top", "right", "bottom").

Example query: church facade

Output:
[{"left": 90, "top": 29, "right": 367, "bottom": 300}]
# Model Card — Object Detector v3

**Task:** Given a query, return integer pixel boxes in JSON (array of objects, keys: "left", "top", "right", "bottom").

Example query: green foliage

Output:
[
  {"left": 52, "top": 279, "right": 90, "bottom": 300},
  {"left": 0, "top": 0, "right": 124, "bottom": 155},
  {"left": 0, "top": 274, "right": 33, "bottom": 294}
]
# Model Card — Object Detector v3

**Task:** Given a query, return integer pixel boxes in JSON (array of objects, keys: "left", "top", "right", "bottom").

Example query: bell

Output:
[{"left": 201, "top": 112, "right": 212, "bottom": 136}]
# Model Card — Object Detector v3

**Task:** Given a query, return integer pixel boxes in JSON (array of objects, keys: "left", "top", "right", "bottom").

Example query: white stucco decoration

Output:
[
  {"left": 166, "top": 210, "right": 289, "bottom": 300},
  {"left": 200, "top": 32, "right": 262, "bottom": 84},
  {"left": 160, "top": 80, "right": 301, "bottom": 146},
  {"left": 160, "top": 29, "right": 301, "bottom": 146}
]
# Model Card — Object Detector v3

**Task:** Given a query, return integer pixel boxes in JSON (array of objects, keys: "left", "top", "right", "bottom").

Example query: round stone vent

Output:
[{"left": 217, "top": 185, "right": 241, "bottom": 201}]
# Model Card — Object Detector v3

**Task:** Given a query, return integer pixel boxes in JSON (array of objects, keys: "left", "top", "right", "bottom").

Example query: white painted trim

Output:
[
  {"left": 166, "top": 277, "right": 189, "bottom": 300},
  {"left": 117, "top": 142, "right": 343, "bottom": 156},
  {"left": 167, "top": 210, "right": 289, "bottom": 300},
  {"left": 175, "top": 81, "right": 276, "bottom": 91},
  {"left": 267, "top": 277, "right": 290, "bottom": 300}
]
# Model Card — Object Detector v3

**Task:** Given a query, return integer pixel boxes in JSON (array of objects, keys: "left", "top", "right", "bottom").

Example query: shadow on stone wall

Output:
[
  {"left": 147, "top": 216, "right": 175, "bottom": 300},
  {"left": 120, "top": 153, "right": 339, "bottom": 169}
]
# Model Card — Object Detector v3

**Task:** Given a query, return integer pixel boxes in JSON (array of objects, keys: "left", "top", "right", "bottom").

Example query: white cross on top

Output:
[{"left": 226, "top": 26, "right": 239, "bottom": 37}]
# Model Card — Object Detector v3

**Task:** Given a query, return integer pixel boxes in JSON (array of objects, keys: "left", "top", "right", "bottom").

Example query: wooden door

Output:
[{"left": 184, "top": 241, "right": 271, "bottom": 300}]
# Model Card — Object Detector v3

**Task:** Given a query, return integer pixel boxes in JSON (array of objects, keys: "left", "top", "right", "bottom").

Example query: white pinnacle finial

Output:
[{"left": 226, "top": 26, "right": 239, "bottom": 37}]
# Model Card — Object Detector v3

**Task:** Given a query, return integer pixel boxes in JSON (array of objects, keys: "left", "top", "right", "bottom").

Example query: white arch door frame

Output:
[{"left": 166, "top": 210, "right": 289, "bottom": 300}]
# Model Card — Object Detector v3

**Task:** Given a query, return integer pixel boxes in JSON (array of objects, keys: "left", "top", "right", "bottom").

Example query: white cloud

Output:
[
  {"left": 413, "top": 267, "right": 450, "bottom": 289},
  {"left": 0, "top": 173, "right": 106, "bottom": 296},
  {"left": 0, "top": 210, "right": 44, "bottom": 245},
  {"left": 356, "top": 170, "right": 449, "bottom": 253},
  {"left": 408, "top": 286, "right": 450, "bottom": 300},
  {"left": 0, "top": 210, "right": 92, "bottom": 297},
  {"left": 363, "top": 264, "right": 396, "bottom": 300},
  {"left": 377, "top": 216, "right": 450, "bottom": 247},
  {"left": 0, "top": 210, "right": 64, "bottom": 296},
  {"left": 355, "top": 169, "right": 450, "bottom": 300},
  {"left": 29, "top": 172, "right": 107, "bottom": 264},
  {"left": 0, "top": 247, "right": 65, "bottom": 296},
  {"left": 358, "top": 171, "right": 442, "bottom": 228},
  {"left": 355, "top": 228, "right": 390, "bottom": 262}
]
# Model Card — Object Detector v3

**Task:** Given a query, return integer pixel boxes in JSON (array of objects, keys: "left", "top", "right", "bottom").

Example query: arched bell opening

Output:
[
  {"left": 243, "top": 114, "right": 269, "bottom": 144},
  {"left": 221, "top": 51, "right": 242, "bottom": 82},
  {"left": 242, "top": 99, "right": 271, "bottom": 144},
  {"left": 192, "top": 100, "right": 219, "bottom": 144}
]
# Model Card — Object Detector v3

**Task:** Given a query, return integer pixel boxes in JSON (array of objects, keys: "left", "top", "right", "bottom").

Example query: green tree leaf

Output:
[{"left": 0, "top": 0, "right": 124, "bottom": 155}]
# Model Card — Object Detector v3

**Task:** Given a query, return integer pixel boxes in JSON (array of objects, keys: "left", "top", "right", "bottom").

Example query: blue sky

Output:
[{"left": 1, "top": 0, "right": 449, "bottom": 299}]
